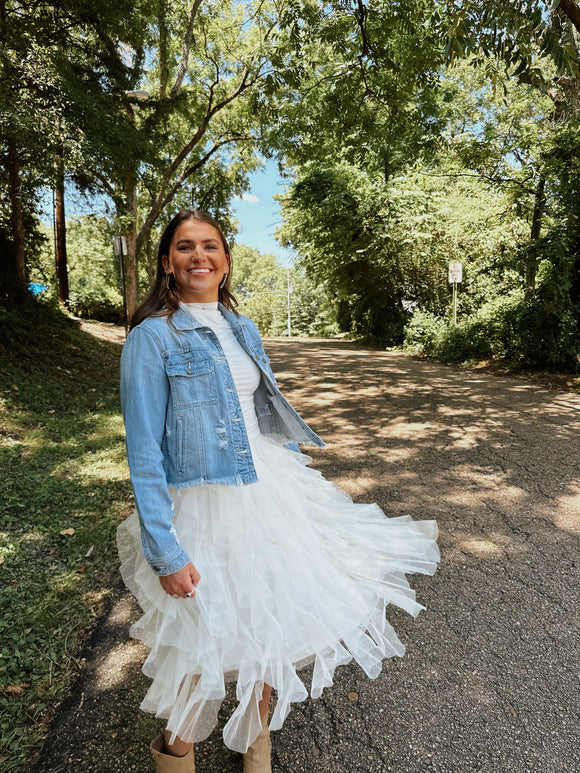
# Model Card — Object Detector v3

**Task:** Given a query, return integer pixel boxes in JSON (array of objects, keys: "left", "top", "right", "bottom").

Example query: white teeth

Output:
[{"left": 188, "top": 269, "right": 211, "bottom": 273}]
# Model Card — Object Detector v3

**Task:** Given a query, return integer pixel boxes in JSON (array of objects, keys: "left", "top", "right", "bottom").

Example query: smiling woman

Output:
[
  {"left": 117, "top": 208, "right": 439, "bottom": 773},
  {"left": 129, "top": 209, "right": 238, "bottom": 331},
  {"left": 161, "top": 220, "right": 230, "bottom": 304}
]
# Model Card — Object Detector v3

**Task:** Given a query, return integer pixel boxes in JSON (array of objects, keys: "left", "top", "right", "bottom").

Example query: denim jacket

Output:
[{"left": 120, "top": 304, "right": 325, "bottom": 576}]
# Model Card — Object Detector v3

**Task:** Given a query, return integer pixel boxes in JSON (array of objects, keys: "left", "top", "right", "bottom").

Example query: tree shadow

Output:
[{"left": 25, "top": 334, "right": 580, "bottom": 773}]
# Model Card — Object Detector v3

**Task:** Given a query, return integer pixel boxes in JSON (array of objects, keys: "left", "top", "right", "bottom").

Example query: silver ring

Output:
[{"left": 185, "top": 590, "right": 194, "bottom": 598}]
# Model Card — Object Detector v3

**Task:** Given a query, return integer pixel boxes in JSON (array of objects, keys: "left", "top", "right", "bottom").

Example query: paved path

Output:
[{"left": 33, "top": 339, "right": 580, "bottom": 773}]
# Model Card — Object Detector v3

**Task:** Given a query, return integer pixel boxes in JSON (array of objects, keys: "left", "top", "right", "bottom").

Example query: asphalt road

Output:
[{"left": 33, "top": 339, "right": 580, "bottom": 773}]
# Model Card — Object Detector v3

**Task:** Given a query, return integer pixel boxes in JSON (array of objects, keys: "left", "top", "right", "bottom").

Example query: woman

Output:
[{"left": 118, "top": 208, "right": 439, "bottom": 773}]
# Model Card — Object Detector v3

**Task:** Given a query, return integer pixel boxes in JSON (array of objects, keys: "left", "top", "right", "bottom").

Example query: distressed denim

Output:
[{"left": 120, "top": 304, "right": 325, "bottom": 575}]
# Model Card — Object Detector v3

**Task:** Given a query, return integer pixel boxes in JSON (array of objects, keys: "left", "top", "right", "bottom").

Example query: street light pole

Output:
[{"left": 287, "top": 269, "right": 293, "bottom": 337}]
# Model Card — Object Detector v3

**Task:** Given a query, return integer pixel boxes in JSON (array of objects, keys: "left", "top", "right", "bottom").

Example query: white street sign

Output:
[{"left": 449, "top": 262, "right": 462, "bottom": 283}]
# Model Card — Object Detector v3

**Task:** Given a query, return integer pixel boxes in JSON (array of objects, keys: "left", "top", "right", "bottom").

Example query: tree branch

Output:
[
  {"left": 159, "top": 4, "right": 169, "bottom": 100},
  {"left": 171, "top": 0, "right": 204, "bottom": 98},
  {"left": 557, "top": 0, "right": 580, "bottom": 35},
  {"left": 93, "top": 171, "right": 117, "bottom": 201},
  {"left": 417, "top": 168, "right": 538, "bottom": 195},
  {"left": 153, "top": 67, "right": 252, "bottom": 198},
  {"left": 136, "top": 132, "right": 251, "bottom": 251},
  {"left": 355, "top": 0, "right": 369, "bottom": 59},
  {"left": 300, "top": 63, "right": 359, "bottom": 99}
]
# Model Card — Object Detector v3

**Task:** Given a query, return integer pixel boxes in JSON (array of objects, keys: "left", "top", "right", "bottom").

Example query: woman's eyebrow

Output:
[{"left": 176, "top": 238, "right": 219, "bottom": 245}]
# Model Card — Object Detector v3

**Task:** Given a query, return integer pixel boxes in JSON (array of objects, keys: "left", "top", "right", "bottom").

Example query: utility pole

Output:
[{"left": 287, "top": 269, "right": 293, "bottom": 337}]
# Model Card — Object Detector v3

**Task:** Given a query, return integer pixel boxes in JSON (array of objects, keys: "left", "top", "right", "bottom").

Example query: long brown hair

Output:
[{"left": 130, "top": 209, "right": 238, "bottom": 331}]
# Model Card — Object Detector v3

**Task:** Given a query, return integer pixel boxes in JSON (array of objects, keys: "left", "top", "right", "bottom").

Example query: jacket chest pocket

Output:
[{"left": 165, "top": 357, "right": 218, "bottom": 408}]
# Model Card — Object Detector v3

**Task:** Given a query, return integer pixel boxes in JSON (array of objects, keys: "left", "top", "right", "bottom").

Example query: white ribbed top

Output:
[{"left": 182, "top": 302, "right": 262, "bottom": 439}]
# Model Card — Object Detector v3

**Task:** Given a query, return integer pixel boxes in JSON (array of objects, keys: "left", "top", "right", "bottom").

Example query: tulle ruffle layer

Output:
[{"left": 117, "top": 434, "right": 439, "bottom": 753}]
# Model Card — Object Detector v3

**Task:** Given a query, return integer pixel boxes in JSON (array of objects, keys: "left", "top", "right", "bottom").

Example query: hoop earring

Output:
[
  {"left": 164, "top": 273, "right": 172, "bottom": 291},
  {"left": 219, "top": 272, "right": 228, "bottom": 289}
]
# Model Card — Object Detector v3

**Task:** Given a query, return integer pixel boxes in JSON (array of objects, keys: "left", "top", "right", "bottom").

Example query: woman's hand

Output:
[{"left": 159, "top": 562, "right": 201, "bottom": 599}]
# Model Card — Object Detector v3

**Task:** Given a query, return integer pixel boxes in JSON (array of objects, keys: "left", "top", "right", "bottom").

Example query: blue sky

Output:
[{"left": 231, "top": 158, "right": 294, "bottom": 266}]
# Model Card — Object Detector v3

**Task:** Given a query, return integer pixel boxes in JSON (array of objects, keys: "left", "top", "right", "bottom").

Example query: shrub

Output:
[
  {"left": 403, "top": 309, "right": 447, "bottom": 355},
  {"left": 67, "top": 281, "right": 124, "bottom": 324},
  {"left": 404, "top": 289, "right": 580, "bottom": 372}
]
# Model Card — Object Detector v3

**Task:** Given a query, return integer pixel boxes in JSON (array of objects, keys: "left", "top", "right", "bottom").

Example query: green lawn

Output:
[{"left": 0, "top": 304, "right": 132, "bottom": 771}]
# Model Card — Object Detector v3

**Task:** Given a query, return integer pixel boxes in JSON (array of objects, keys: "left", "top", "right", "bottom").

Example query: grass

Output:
[{"left": 0, "top": 297, "right": 132, "bottom": 771}]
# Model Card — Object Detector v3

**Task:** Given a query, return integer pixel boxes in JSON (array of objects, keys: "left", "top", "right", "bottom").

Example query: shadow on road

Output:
[{"left": 34, "top": 338, "right": 580, "bottom": 773}]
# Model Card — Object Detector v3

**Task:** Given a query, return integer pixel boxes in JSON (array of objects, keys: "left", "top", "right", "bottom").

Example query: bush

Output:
[
  {"left": 404, "top": 289, "right": 580, "bottom": 372},
  {"left": 403, "top": 309, "right": 447, "bottom": 354},
  {"left": 513, "top": 297, "right": 580, "bottom": 370},
  {"left": 67, "top": 281, "right": 124, "bottom": 323}
]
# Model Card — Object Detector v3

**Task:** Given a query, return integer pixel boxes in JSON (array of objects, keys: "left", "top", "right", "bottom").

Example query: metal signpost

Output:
[
  {"left": 113, "top": 236, "right": 129, "bottom": 335},
  {"left": 448, "top": 262, "right": 462, "bottom": 325}
]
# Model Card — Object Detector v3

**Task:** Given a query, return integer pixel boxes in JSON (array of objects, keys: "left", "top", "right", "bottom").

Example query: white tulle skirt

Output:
[{"left": 117, "top": 434, "right": 439, "bottom": 753}]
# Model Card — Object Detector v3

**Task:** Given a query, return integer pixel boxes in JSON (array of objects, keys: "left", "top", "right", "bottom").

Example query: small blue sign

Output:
[{"left": 29, "top": 283, "right": 48, "bottom": 295}]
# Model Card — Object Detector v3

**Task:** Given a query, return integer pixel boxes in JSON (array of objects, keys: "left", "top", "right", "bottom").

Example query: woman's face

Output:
[{"left": 162, "top": 219, "right": 230, "bottom": 303}]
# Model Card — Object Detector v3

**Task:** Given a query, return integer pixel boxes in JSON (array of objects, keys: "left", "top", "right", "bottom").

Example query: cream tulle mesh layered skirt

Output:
[{"left": 117, "top": 434, "right": 439, "bottom": 753}]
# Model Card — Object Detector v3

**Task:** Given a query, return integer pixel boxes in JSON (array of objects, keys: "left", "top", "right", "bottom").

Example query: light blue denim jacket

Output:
[{"left": 120, "top": 304, "right": 325, "bottom": 576}]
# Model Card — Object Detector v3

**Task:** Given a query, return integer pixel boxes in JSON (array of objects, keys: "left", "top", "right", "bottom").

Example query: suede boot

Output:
[
  {"left": 150, "top": 734, "right": 195, "bottom": 773},
  {"left": 242, "top": 723, "right": 272, "bottom": 773}
]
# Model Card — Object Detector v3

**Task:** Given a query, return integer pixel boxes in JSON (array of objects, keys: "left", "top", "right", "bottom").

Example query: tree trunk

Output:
[
  {"left": 123, "top": 174, "right": 139, "bottom": 320},
  {"left": 6, "top": 137, "right": 26, "bottom": 289},
  {"left": 54, "top": 148, "right": 69, "bottom": 306},
  {"left": 526, "top": 174, "right": 546, "bottom": 293}
]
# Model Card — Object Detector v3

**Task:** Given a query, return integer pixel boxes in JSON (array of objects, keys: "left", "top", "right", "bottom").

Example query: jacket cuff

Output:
[{"left": 147, "top": 545, "right": 191, "bottom": 576}]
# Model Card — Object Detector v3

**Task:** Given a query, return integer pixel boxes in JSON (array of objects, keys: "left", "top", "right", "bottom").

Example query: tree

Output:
[
  {"left": 444, "top": 1, "right": 580, "bottom": 106},
  {"left": 231, "top": 245, "right": 285, "bottom": 334},
  {"left": 32, "top": 215, "right": 125, "bottom": 321},
  {"left": 231, "top": 244, "right": 336, "bottom": 337},
  {"left": 278, "top": 164, "right": 418, "bottom": 343},
  {"left": 437, "top": 58, "right": 559, "bottom": 291},
  {"left": 103, "top": 0, "right": 312, "bottom": 318},
  {"left": 267, "top": 0, "right": 449, "bottom": 179},
  {"left": 0, "top": 0, "right": 149, "bottom": 296}
]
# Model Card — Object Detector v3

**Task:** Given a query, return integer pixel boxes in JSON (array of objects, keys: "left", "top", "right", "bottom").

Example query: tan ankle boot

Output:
[
  {"left": 150, "top": 734, "right": 195, "bottom": 773},
  {"left": 242, "top": 723, "right": 272, "bottom": 773}
]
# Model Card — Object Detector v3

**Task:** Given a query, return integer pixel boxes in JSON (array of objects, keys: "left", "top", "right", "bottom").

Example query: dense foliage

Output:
[
  {"left": 3, "top": 0, "right": 580, "bottom": 361},
  {"left": 278, "top": 21, "right": 580, "bottom": 369}
]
